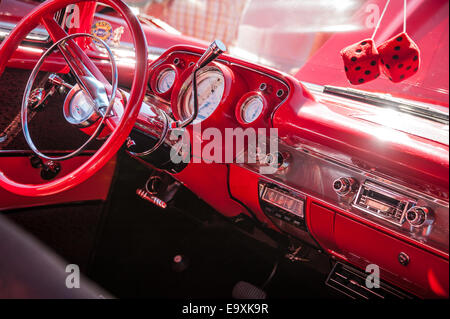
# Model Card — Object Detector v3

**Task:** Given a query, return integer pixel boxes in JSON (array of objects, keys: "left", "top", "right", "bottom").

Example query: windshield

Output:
[
  {"left": 127, "top": 0, "right": 448, "bottom": 107},
  {"left": 1, "top": 0, "right": 447, "bottom": 106}
]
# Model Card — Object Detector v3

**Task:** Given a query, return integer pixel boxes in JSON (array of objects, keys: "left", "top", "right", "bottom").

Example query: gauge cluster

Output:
[{"left": 147, "top": 49, "right": 290, "bottom": 128}]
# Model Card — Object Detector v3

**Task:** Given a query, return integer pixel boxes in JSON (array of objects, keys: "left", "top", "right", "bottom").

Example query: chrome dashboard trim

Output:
[
  {"left": 323, "top": 85, "right": 449, "bottom": 125},
  {"left": 238, "top": 140, "right": 449, "bottom": 256},
  {"left": 129, "top": 109, "right": 170, "bottom": 157},
  {"left": 295, "top": 144, "right": 448, "bottom": 206}
]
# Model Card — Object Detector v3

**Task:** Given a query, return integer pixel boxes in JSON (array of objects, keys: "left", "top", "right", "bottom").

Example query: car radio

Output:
[{"left": 352, "top": 180, "right": 417, "bottom": 226}]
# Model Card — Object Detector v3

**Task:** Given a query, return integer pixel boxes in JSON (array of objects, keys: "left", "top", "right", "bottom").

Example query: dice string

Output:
[
  {"left": 371, "top": 0, "right": 391, "bottom": 40},
  {"left": 403, "top": 0, "right": 407, "bottom": 33},
  {"left": 372, "top": 0, "right": 407, "bottom": 41},
  {"left": 340, "top": 0, "right": 418, "bottom": 85}
]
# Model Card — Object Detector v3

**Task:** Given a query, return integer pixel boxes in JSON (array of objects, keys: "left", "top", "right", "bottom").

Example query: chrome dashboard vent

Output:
[{"left": 326, "top": 263, "right": 413, "bottom": 300}]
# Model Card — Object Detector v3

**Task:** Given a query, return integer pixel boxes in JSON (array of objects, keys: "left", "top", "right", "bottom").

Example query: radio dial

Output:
[{"left": 406, "top": 206, "right": 432, "bottom": 227}]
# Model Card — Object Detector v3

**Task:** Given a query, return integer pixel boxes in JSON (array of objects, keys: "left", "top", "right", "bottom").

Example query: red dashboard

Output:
[
  {"left": 127, "top": 45, "right": 449, "bottom": 299},
  {"left": 0, "top": 0, "right": 448, "bottom": 300}
]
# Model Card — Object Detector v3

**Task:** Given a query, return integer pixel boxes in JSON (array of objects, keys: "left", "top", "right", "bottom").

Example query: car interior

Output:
[{"left": 0, "top": 0, "right": 448, "bottom": 301}]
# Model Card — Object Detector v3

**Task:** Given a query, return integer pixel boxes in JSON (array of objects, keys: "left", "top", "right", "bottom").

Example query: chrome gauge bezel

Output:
[
  {"left": 150, "top": 64, "right": 179, "bottom": 99},
  {"left": 176, "top": 66, "right": 225, "bottom": 124},
  {"left": 240, "top": 94, "right": 265, "bottom": 124},
  {"left": 156, "top": 68, "right": 176, "bottom": 94},
  {"left": 235, "top": 92, "right": 267, "bottom": 126}
]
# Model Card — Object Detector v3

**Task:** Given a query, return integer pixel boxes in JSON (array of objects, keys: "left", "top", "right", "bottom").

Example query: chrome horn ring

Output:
[{"left": 21, "top": 33, "right": 118, "bottom": 161}]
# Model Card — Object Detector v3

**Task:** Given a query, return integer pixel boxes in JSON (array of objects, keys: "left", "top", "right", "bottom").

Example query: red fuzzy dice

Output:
[
  {"left": 377, "top": 32, "right": 420, "bottom": 83},
  {"left": 341, "top": 38, "right": 381, "bottom": 85}
]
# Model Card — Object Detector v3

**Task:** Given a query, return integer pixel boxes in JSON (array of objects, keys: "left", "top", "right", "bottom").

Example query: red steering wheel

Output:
[{"left": 0, "top": 0, "right": 148, "bottom": 196}]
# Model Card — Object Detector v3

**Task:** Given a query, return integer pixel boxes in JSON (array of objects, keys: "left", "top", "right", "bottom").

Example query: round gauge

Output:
[
  {"left": 240, "top": 95, "right": 264, "bottom": 123},
  {"left": 178, "top": 67, "right": 225, "bottom": 124},
  {"left": 156, "top": 68, "right": 176, "bottom": 93}
]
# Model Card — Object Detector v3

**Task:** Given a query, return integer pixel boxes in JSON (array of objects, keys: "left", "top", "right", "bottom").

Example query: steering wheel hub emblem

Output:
[{"left": 63, "top": 84, "right": 100, "bottom": 127}]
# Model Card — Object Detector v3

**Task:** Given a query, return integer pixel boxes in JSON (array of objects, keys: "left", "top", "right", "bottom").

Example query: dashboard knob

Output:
[
  {"left": 398, "top": 252, "right": 410, "bottom": 266},
  {"left": 406, "top": 206, "right": 432, "bottom": 227},
  {"left": 263, "top": 151, "right": 289, "bottom": 171},
  {"left": 126, "top": 137, "right": 136, "bottom": 149},
  {"left": 333, "top": 177, "right": 358, "bottom": 197},
  {"left": 40, "top": 161, "right": 61, "bottom": 180}
]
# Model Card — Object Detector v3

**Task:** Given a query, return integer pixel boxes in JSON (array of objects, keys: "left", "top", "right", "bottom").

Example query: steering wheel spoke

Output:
[
  {"left": 40, "top": 15, "right": 69, "bottom": 43},
  {"left": 41, "top": 15, "right": 112, "bottom": 104}
]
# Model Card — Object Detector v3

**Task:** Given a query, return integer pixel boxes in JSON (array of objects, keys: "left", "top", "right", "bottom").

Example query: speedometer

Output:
[{"left": 178, "top": 67, "right": 225, "bottom": 124}]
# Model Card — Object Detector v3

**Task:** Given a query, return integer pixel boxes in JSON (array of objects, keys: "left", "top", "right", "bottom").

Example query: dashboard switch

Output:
[
  {"left": 398, "top": 252, "right": 410, "bottom": 266},
  {"left": 265, "top": 151, "right": 289, "bottom": 171},
  {"left": 333, "top": 177, "right": 358, "bottom": 197},
  {"left": 406, "top": 206, "right": 432, "bottom": 227}
]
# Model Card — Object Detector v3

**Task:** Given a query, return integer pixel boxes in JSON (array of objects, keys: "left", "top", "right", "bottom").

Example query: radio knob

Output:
[
  {"left": 406, "top": 206, "right": 432, "bottom": 227},
  {"left": 333, "top": 177, "right": 358, "bottom": 197}
]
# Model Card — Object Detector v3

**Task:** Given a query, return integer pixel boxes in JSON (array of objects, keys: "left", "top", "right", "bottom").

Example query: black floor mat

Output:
[
  {"left": 88, "top": 152, "right": 341, "bottom": 299},
  {"left": 4, "top": 201, "right": 105, "bottom": 273}
]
